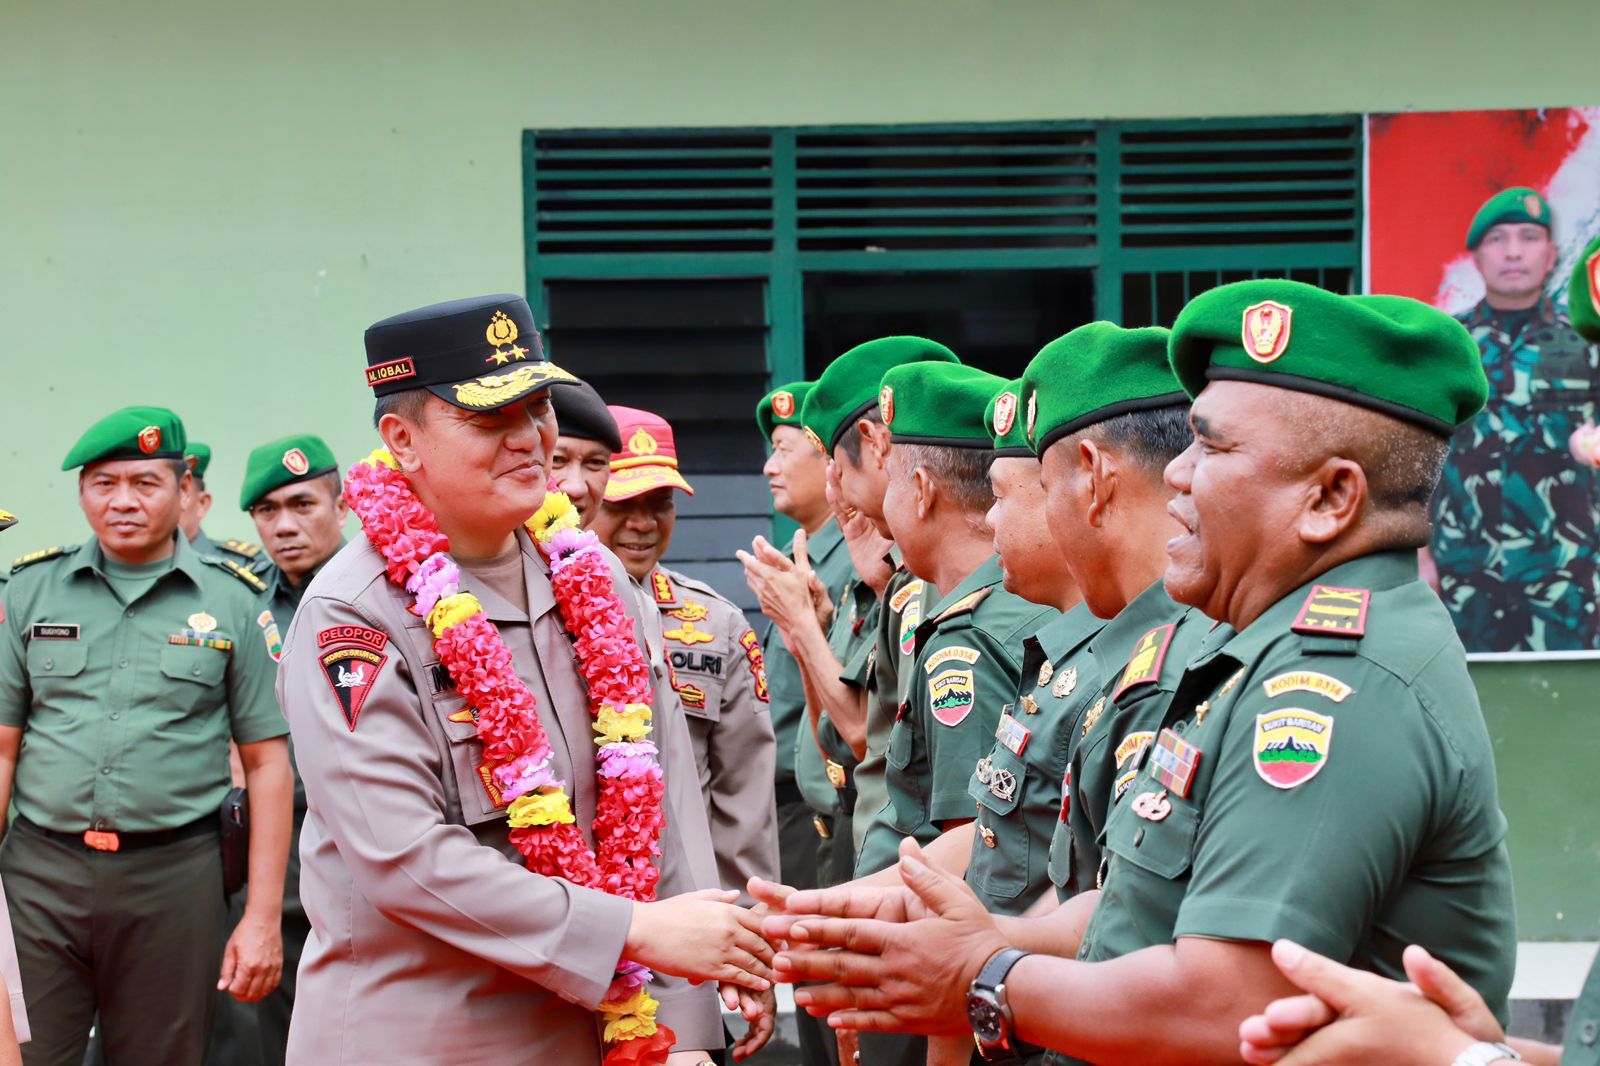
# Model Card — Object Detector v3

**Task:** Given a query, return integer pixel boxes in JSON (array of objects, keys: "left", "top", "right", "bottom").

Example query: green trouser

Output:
[
  {"left": 858, "top": 1031, "right": 927, "bottom": 1065},
  {"left": 2, "top": 820, "right": 225, "bottom": 1066}
]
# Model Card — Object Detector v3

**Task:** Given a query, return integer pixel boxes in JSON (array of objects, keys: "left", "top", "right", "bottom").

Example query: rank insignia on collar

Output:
[
  {"left": 995, "top": 712, "right": 1031, "bottom": 757},
  {"left": 1147, "top": 728, "right": 1201, "bottom": 799},
  {"left": 1052, "top": 666, "right": 1077, "bottom": 699},
  {"left": 651, "top": 571, "right": 674, "bottom": 604},
  {"left": 1114, "top": 623, "right": 1176, "bottom": 699},
  {"left": 1290, "top": 585, "right": 1370, "bottom": 638},
  {"left": 1037, "top": 660, "right": 1053, "bottom": 688},
  {"left": 1080, "top": 695, "right": 1106, "bottom": 738},
  {"left": 1254, "top": 708, "right": 1334, "bottom": 790}
]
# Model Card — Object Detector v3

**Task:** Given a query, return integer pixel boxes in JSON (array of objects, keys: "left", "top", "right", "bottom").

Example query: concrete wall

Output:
[{"left": 5, "top": 0, "right": 1600, "bottom": 934}]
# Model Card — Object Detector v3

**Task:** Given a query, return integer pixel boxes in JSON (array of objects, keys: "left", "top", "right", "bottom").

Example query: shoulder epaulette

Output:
[
  {"left": 206, "top": 556, "right": 269, "bottom": 593},
  {"left": 220, "top": 538, "right": 263, "bottom": 559},
  {"left": 1289, "top": 585, "right": 1370, "bottom": 639},
  {"left": 650, "top": 570, "right": 674, "bottom": 605},
  {"left": 10, "top": 545, "right": 69, "bottom": 575},
  {"left": 932, "top": 586, "right": 991, "bottom": 626}
]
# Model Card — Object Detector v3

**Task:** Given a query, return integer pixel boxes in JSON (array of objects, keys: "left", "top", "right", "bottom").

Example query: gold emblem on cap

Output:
[
  {"left": 452, "top": 363, "right": 576, "bottom": 409},
  {"left": 628, "top": 427, "right": 660, "bottom": 456},
  {"left": 188, "top": 611, "right": 217, "bottom": 633},
  {"left": 879, "top": 385, "right": 895, "bottom": 426},
  {"left": 772, "top": 391, "right": 795, "bottom": 419},
  {"left": 1525, "top": 193, "right": 1543, "bottom": 219},
  {"left": 993, "top": 392, "right": 1018, "bottom": 437},
  {"left": 1587, "top": 250, "right": 1600, "bottom": 317},
  {"left": 138, "top": 426, "right": 162, "bottom": 454},
  {"left": 1025, "top": 391, "right": 1038, "bottom": 442},
  {"left": 485, "top": 310, "right": 530, "bottom": 366},
  {"left": 1242, "top": 300, "right": 1293, "bottom": 364},
  {"left": 282, "top": 448, "right": 309, "bottom": 476},
  {"left": 803, "top": 426, "right": 827, "bottom": 455}
]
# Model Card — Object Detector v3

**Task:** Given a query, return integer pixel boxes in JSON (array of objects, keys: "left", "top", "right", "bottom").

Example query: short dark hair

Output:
[
  {"left": 895, "top": 443, "right": 997, "bottom": 515},
  {"left": 836, "top": 406, "right": 884, "bottom": 466},
  {"left": 1084, "top": 404, "right": 1193, "bottom": 473},
  {"left": 373, "top": 388, "right": 429, "bottom": 429}
]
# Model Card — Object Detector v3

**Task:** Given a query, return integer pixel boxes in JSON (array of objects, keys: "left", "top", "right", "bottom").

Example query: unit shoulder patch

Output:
[
  {"left": 1253, "top": 708, "right": 1334, "bottom": 789},
  {"left": 11, "top": 545, "right": 68, "bottom": 574},
  {"left": 1290, "top": 585, "right": 1370, "bottom": 638},
  {"left": 1262, "top": 670, "right": 1353, "bottom": 703},
  {"left": 888, "top": 578, "right": 925, "bottom": 614},
  {"left": 316, "top": 624, "right": 390, "bottom": 731},
  {"left": 1114, "top": 622, "right": 1177, "bottom": 698},
  {"left": 206, "top": 556, "right": 269, "bottom": 593},
  {"left": 923, "top": 645, "right": 981, "bottom": 673},
  {"left": 932, "top": 587, "right": 991, "bottom": 626},
  {"left": 737, "top": 628, "right": 769, "bottom": 702},
  {"left": 928, "top": 667, "right": 976, "bottom": 727}
]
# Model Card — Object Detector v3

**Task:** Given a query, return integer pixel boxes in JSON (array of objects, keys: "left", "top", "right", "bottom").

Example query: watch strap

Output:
[
  {"left": 974, "top": 947, "right": 1031, "bottom": 991},
  {"left": 1452, "top": 1042, "right": 1521, "bottom": 1066}
]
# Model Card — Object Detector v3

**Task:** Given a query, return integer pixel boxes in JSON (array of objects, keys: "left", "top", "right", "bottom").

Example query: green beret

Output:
[
  {"left": 62, "top": 406, "right": 186, "bottom": 470},
  {"left": 1022, "top": 323, "right": 1184, "bottom": 455},
  {"left": 756, "top": 381, "right": 815, "bottom": 441},
  {"left": 1169, "top": 279, "right": 1488, "bottom": 436},
  {"left": 985, "top": 378, "right": 1032, "bottom": 457},
  {"left": 802, "top": 336, "right": 960, "bottom": 454},
  {"left": 880, "top": 362, "right": 1005, "bottom": 449},
  {"left": 185, "top": 442, "right": 212, "bottom": 480},
  {"left": 1466, "top": 187, "right": 1551, "bottom": 250},
  {"left": 1569, "top": 234, "right": 1600, "bottom": 343},
  {"left": 240, "top": 434, "right": 340, "bottom": 510}
]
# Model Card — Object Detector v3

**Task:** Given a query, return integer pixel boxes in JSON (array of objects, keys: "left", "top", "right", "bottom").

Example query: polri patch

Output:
[
  {"left": 30, "top": 623, "right": 80, "bottom": 640},
  {"left": 995, "top": 712, "right": 1030, "bottom": 757},
  {"left": 1146, "top": 727, "right": 1201, "bottom": 799},
  {"left": 676, "top": 682, "right": 707, "bottom": 710},
  {"left": 737, "top": 628, "right": 769, "bottom": 702},
  {"left": 1290, "top": 585, "right": 1370, "bottom": 638},
  {"left": 1114, "top": 623, "right": 1176, "bottom": 698},
  {"left": 928, "top": 668, "right": 975, "bottom": 727},
  {"left": 1254, "top": 709, "right": 1334, "bottom": 790},
  {"left": 317, "top": 625, "right": 389, "bottom": 731},
  {"left": 1262, "top": 670, "right": 1353, "bottom": 703}
]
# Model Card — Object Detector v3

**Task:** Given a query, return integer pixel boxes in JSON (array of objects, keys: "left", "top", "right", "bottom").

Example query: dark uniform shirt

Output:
[
  {"left": 857, "top": 555, "right": 1056, "bottom": 875},
  {"left": 1432, "top": 296, "right": 1600, "bottom": 651},
  {"left": 1076, "top": 552, "right": 1516, "bottom": 1042},
  {"left": 967, "top": 602, "right": 1103, "bottom": 916},
  {"left": 1050, "top": 582, "right": 1211, "bottom": 898},
  {"left": 0, "top": 534, "right": 286, "bottom": 832}
]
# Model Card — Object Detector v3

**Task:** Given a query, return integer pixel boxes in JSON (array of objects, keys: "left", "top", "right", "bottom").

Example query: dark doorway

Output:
[{"left": 802, "top": 269, "right": 1096, "bottom": 381}]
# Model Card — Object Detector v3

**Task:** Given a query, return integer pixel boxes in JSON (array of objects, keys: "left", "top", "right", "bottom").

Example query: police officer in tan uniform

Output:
[
  {"left": 278, "top": 295, "right": 774, "bottom": 1065},
  {"left": 590, "top": 406, "right": 781, "bottom": 905}
]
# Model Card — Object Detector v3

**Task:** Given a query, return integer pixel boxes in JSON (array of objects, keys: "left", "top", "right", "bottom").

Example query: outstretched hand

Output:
[
  {"left": 626, "top": 889, "right": 775, "bottom": 993},
  {"left": 765, "top": 838, "right": 1007, "bottom": 1037}
]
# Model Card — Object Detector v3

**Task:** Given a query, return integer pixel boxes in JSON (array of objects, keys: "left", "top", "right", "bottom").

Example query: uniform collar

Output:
[
  {"left": 71, "top": 531, "right": 204, "bottom": 589},
  {"left": 452, "top": 529, "right": 555, "bottom": 624},
  {"left": 1088, "top": 578, "right": 1182, "bottom": 664},
  {"left": 191, "top": 530, "right": 218, "bottom": 557},
  {"left": 262, "top": 540, "right": 344, "bottom": 605},
  {"left": 1211, "top": 549, "right": 1418, "bottom": 664},
  {"left": 926, "top": 553, "right": 1003, "bottom": 618},
  {"left": 1465, "top": 295, "right": 1558, "bottom": 337},
  {"left": 1022, "top": 600, "right": 1103, "bottom": 673},
  {"left": 807, "top": 517, "right": 845, "bottom": 565}
]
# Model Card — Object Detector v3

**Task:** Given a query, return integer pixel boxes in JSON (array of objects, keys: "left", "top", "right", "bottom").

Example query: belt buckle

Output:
[
  {"left": 83, "top": 830, "right": 120, "bottom": 852},
  {"left": 812, "top": 814, "right": 831, "bottom": 840},
  {"left": 825, "top": 759, "right": 847, "bottom": 789}
]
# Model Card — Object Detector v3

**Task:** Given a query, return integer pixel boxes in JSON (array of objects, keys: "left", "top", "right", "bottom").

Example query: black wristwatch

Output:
[{"left": 967, "top": 947, "right": 1030, "bottom": 1065}]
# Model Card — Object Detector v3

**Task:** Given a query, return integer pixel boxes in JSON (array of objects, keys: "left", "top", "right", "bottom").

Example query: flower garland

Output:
[
  {"left": 1571, "top": 423, "right": 1600, "bottom": 468},
  {"left": 345, "top": 449, "right": 675, "bottom": 1066}
]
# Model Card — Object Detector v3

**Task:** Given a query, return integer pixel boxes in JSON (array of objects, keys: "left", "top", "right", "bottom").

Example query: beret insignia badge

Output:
[
  {"left": 993, "top": 392, "right": 1018, "bottom": 437},
  {"left": 138, "top": 426, "right": 162, "bottom": 454},
  {"left": 282, "top": 448, "right": 310, "bottom": 476},
  {"left": 1242, "top": 300, "right": 1293, "bottom": 364},
  {"left": 485, "top": 309, "right": 530, "bottom": 366},
  {"left": 803, "top": 426, "right": 826, "bottom": 455},
  {"left": 1525, "top": 194, "right": 1543, "bottom": 219},
  {"left": 772, "top": 391, "right": 795, "bottom": 419},
  {"left": 1588, "top": 250, "right": 1600, "bottom": 317},
  {"left": 1025, "top": 390, "right": 1038, "bottom": 443},
  {"left": 879, "top": 385, "right": 895, "bottom": 426},
  {"left": 628, "top": 427, "right": 660, "bottom": 456}
]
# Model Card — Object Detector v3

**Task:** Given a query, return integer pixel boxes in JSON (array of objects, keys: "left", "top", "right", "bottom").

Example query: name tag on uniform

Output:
[
  {"left": 1147, "top": 727, "right": 1201, "bottom": 799},
  {"left": 995, "top": 712, "right": 1031, "bottom": 757},
  {"left": 31, "top": 623, "right": 79, "bottom": 640}
]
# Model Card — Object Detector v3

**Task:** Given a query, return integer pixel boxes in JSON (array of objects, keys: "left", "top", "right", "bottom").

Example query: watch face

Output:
[{"left": 967, "top": 992, "right": 1004, "bottom": 1042}]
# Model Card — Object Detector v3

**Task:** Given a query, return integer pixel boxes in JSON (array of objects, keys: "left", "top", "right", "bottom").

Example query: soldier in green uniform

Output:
[
  {"left": 205, "top": 433, "right": 346, "bottom": 1066},
  {"left": 1428, "top": 187, "right": 1600, "bottom": 651},
  {"left": 765, "top": 280, "right": 1517, "bottom": 1066},
  {"left": 0, "top": 406, "right": 292, "bottom": 1066},
  {"left": 182, "top": 442, "right": 269, "bottom": 572},
  {"left": 793, "top": 337, "right": 959, "bottom": 863}
]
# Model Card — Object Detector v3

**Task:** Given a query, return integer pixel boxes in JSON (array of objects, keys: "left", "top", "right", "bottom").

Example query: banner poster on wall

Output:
[{"left": 1365, "top": 107, "right": 1600, "bottom": 658}]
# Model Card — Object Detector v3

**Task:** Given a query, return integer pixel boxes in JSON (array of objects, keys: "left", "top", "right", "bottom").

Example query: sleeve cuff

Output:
[
  {"left": 1173, "top": 894, "right": 1354, "bottom": 960},
  {"left": 550, "top": 884, "right": 636, "bottom": 1010}
]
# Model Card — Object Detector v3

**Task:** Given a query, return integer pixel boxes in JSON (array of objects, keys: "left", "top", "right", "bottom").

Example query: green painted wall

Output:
[{"left": 4, "top": 0, "right": 1599, "bottom": 934}]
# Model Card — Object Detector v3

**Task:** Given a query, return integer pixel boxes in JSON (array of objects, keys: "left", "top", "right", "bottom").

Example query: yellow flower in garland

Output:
[
  {"left": 593, "top": 703, "right": 653, "bottom": 745},
  {"left": 361, "top": 447, "right": 399, "bottom": 471},
  {"left": 527, "top": 491, "right": 581, "bottom": 542},
  {"left": 428, "top": 593, "right": 483, "bottom": 637},
  {"left": 506, "top": 789, "right": 576, "bottom": 828},
  {"left": 599, "top": 988, "right": 660, "bottom": 1042}
]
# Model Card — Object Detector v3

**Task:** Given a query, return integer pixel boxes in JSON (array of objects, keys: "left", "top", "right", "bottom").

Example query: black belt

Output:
[
  {"left": 775, "top": 780, "right": 806, "bottom": 808},
  {"left": 15, "top": 814, "right": 216, "bottom": 853}
]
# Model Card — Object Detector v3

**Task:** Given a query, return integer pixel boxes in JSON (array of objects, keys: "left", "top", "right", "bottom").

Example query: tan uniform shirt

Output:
[
  {"left": 279, "top": 531, "right": 720, "bottom": 1064},
  {"left": 649, "top": 566, "right": 780, "bottom": 903}
]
